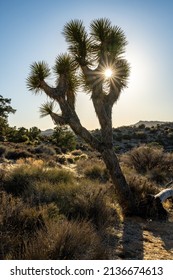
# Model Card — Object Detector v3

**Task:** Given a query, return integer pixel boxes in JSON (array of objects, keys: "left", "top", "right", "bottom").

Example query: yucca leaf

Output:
[
  {"left": 39, "top": 101, "right": 55, "bottom": 118},
  {"left": 26, "top": 61, "right": 51, "bottom": 92}
]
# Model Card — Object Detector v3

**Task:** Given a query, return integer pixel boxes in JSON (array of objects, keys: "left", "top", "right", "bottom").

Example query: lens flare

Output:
[{"left": 104, "top": 68, "right": 113, "bottom": 78}]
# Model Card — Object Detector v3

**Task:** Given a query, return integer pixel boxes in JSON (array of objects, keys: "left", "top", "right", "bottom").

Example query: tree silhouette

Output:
[
  {"left": 0, "top": 95, "right": 16, "bottom": 141},
  {"left": 0, "top": 95, "right": 16, "bottom": 119},
  {"left": 26, "top": 18, "right": 169, "bottom": 218}
]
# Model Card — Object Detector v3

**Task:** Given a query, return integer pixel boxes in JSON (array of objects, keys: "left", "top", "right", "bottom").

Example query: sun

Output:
[{"left": 104, "top": 68, "right": 113, "bottom": 79}]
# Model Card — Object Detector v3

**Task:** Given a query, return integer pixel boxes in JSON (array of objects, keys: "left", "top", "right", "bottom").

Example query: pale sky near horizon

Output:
[{"left": 0, "top": 0, "right": 173, "bottom": 130}]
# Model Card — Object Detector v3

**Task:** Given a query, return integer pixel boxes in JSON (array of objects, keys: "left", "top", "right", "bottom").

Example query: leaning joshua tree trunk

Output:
[
  {"left": 27, "top": 18, "right": 167, "bottom": 218},
  {"left": 36, "top": 80, "right": 135, "bottom": 214}
]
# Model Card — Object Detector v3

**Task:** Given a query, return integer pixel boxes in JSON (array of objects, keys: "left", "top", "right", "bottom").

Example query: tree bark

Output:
[{"left": 101, "top": 148, "right": 136, "bottom": 215}]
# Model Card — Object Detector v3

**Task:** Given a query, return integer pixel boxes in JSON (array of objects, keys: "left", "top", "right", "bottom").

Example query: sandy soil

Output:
[{"left": 110, "top": 213, "right": 173, "bottom": 260}]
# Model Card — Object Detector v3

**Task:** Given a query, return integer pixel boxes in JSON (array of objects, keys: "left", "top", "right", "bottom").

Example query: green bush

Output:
[{"left": 51, "top": 126, "right": 76, "bottom": 151}]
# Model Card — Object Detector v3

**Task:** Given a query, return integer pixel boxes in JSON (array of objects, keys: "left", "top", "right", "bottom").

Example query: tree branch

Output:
[
  {"left": 107, "top": 83, "right": 120, "bottom": 105},
  {"left": 50, "top": 112, "right": 67, "bottom": 126},
  {"left": 40, "top": 81, "right": 59, "bottom": 101}
]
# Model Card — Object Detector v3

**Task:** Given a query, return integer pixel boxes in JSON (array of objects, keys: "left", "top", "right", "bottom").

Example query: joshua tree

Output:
[{"left": 26, "top": 18, "right": 169, "bottom": 217}]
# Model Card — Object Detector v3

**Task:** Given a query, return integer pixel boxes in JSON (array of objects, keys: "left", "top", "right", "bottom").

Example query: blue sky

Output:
[{"left": 0, "top": 0, "right": 173, "bottom": 130}]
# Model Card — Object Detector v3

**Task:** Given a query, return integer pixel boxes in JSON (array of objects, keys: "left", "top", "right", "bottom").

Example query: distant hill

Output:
[
  {"left": 41, "top": 129, "right": 53, "bottom": 136},
  {"left": 133, "top": 120, "right": 169, "bottom": 128}
]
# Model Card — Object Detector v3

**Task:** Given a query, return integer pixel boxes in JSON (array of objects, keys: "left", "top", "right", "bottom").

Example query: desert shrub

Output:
[
  {"left": 5, "top": 149, "right": 32, "bottom": 160},
  {"left": 34, "top": 144, "right": 56, "bottom": 156},
  {"left": 127, "top": 175, "right": 159, "bottom": 203},
  {"left": 0, "top": 191, "right": 45, "bottom": 235},
  {"left": 71, "top": 149, "right": 82, "bottom": 156},
  {"left": 51, "top": 126, "right": 77, "bottom": 151},
  {"left": 56, "top": 155, "right": 67, "bottom": 164},
  {"left": 33, "top": 177, "right": 116, "bottom": 230},
  {"left": 124, "top": 145, "right": 164, "bottom": 173},
  {"left": 15, "top": 219, "right": 107, "bottom": 260},
  {"left": 43, "top": 168, "right": 74, "bottom": 184},
  {"left": 4, "top": 207, "right": 46, "bottom": 236},
  {"left": 84, "top": 165, "right": 109, "bottom": 182},
  {"left": 114, "top": 145, "right": 121, "bottom": 152},
  {"left": 67, "top": 157, "right": 74, "bottom": 164},
  {"left": 2, "top": 165, "right": 74, "bottom": 197},
  {"left": 0, "top": 192, "right": 49, "bottom": 259},
  {"left": 0, "top": 168, "right": 6, "bottom": 186},
  {"left": 1, "top": 162, "right": 115, "bottom": 231},
  {"left": 126, "top": 175, "right": 169, "bottom": 219},
  {"left": 44, "top": 159, "right": 57, "bottom": 168},
  {"left": 0, "top": 145, "right": 6, "bottom": 157},
  {"left": 33, "top": 181, "right": 73, "bottom": 206},
  {"left": 146, "top": 167, "right": 168, "bottom": 184},
  {"left": 122, "top": 145, "right": 173, "bottom": 184},
  {"left": 49, "top": 220, "right": 107, "bottom": 260},
  {"left": 76, "top": 158, "right": 109, "bottom": 182},
  {"left": 2, "top": 166, "right": 36, "bottom": 196},
  {"left": 60, "top": 181, "right": 117, "bottom": 229},
  {"left": 33, "top": 180, "right": 79, "bottom": 211},
  {"left": 0, "top": 191, "right": 107, "bottom": 259},
  {"left": 16, "top": 157, "right": 44, "bottom": 166}
]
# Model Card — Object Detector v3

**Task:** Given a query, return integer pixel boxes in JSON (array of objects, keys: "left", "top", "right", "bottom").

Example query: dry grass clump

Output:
[
  {"left": 0, "top": 191, "right": 48, "bottom": 259},
  {"left": 33, "top": 179, "right": 118, "bottom": 231},
  {"left": 0, "top": 191, "right": 108, "bottom": 260},
  {"left": 1, "top": 163, "right": 117, "bottom": 230},
  {"left": 33, "top": 144, "right": 56, "bottom": 156},
  {"left": 1, "top": 164, "right": 74, "bottom": 197},
  {"left": 125, "top": 174, "right": 166, "bottom": 219},
  {"left": 62, "top": 180, "right": 118, "bottom": 229},
  {"left": 0, "top": 153, "right": 122, "bottom": 260},
  {"left": 49, "top": 220, "right": 107, "bottom": 260},
  {"left": 76, "top": 158, "right": 109, "bottom": 182},
  {"left": 16, "top": 220, "right": 108, "bottom": 260},
  {"left": 121, "top": 145, "right": 173, "bottom": 184},
  {"left": 33, "top": 180, "right": 79, "bottom": 209},
  {"left": 122, "top": 145, "right": 164, "bottom": 173},
  {"left": 16, "top": 157, "right": 44, "bottom": 166},
  {"left": 127, "top": 175, "right": 159, "bottom": 202}
]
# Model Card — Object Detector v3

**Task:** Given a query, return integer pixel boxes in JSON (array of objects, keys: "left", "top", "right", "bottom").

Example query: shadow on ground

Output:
[{"left": 111, "top": 212, "right": 173, "bottom": 260}]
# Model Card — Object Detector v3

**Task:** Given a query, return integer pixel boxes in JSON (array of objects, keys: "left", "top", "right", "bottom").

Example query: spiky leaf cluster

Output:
[
  {"left": 53, "top": 54, "right": 80, "bottom": 93},
  {"left": 63, "top": 18, "right": 130, "bottom": 94},
  {"left": 39, "top": 101, "right": 55, "bottom": 118},
  {"left": 90, "top": 18, "right": 127, "bottom": 60},
  {"left": 110, "top": 59, "right": 130, "bottom": 92},
  {"left": 26, "top": 61, "right": 51, "bottom": 93},
  {"left": 63, "top": 20, "right": 92, "bottom": 66},
  {"left": 53, "top": 53, "right": 77, "bottom": 75}
]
